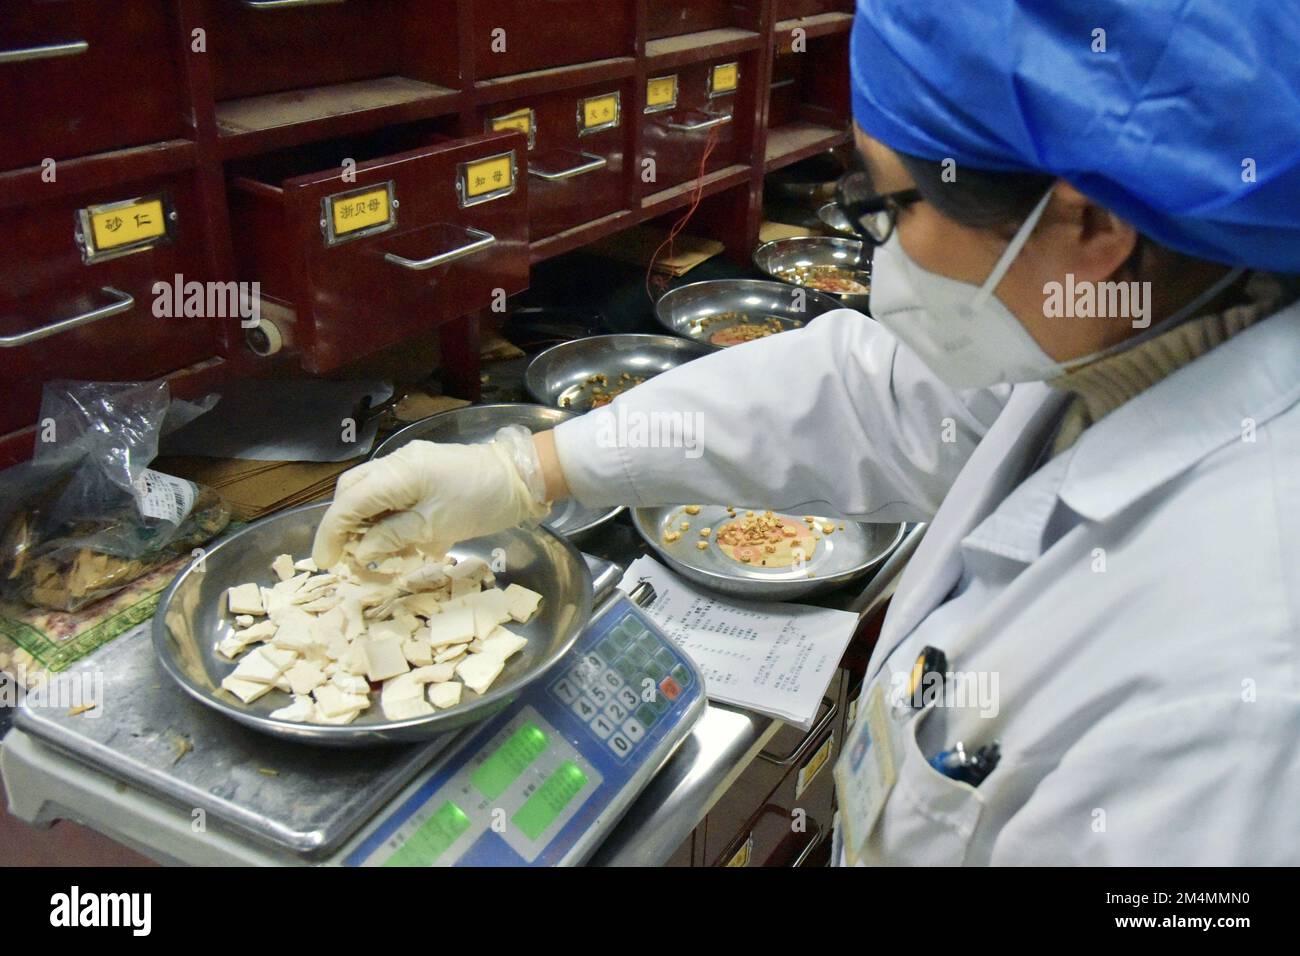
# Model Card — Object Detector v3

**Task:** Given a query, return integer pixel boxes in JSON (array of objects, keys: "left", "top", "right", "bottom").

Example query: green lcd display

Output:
[
  {"left": 512, "top": 761, "right": 589, "bottom": 841},
  {"left": 383, "top": 801, "right": 471, "bottom": 866},
  {"left": 471, "top": 722, "right": 549, "bottom": 800}
]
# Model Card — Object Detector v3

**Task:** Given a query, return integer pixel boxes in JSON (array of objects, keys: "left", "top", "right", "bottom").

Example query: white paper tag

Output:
[{"left": 132, "top": 468, "right": 196, "bottom": 523}]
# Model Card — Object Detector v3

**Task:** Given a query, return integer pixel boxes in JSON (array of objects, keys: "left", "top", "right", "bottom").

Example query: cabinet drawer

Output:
[
  {"left": 228, "top": 132, "right": 529, "bottom": 373},
  {"left": 481, "top": 82, "right": 628, "bottom": 241},
  {"left": 472, "top": 0, "right": 631, "bottom": 80},
  {"left": 638, "top": 56, "right": 750, "bottom": 196},
  {"left": 0, "top": 173, "right": 221, "bottom": 435},
  {"left": 716, "top": 719, "right": 837, "bottom": 867},
  {"left": 704, "top": 675, "right": 841, "bottom": 865},
  {"left": 0, "top": 0, "right": 184, "bottom": 170}
]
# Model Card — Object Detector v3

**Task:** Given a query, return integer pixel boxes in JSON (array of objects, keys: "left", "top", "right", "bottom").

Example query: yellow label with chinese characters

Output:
[
  {"left": 796, "top": 732, "right": 834, "bottom": 799},
  {"left": 646, "top": 75, "right": 677, "bottom": 109},
  {"left": 711, "top": 62, "right": 739, "bottom": 94},
  {"left": 464, "top": 154, "right": 514, "bottom": 198},
  {"left": 89, "top": 198, "right": 167, "bottom": 252},
  {"left": 725, "top": 834, "right": 753, "bottom": 867},
  {"left": 490, "top": 109, "right": 533, "bottom": 143},
  {"left": 580, "top": 93, "right": 619, "bottom": 131},
  {"left": 330, "top": 186, "right": 391, "bottom": 237}
]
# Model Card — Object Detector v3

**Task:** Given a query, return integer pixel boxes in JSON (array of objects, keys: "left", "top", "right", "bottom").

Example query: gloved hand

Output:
[{"left": 311, "top": 435, "right": 550, "bottom": 569}]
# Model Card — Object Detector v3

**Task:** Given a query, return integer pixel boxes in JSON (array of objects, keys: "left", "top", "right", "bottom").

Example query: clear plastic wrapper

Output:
[{"left": 0, "top": 381, "right": 229, "bottom": 612}]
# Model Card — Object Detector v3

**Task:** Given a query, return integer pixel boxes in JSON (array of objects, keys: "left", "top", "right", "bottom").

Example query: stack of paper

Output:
[{"left": 618, "top": 556, "right": 859, "bottom": 730}]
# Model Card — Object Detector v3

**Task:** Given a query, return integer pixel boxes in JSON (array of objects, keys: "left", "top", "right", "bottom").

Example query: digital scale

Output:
[{"left": 0, "top": 572, "right": 706, "bottom": 867}]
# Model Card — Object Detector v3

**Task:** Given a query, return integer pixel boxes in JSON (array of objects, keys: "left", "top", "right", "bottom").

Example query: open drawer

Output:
[
  {"left": 480, "top": 81, "right": 629, "bottom": 241},
  {"left": 0, "top": 170, "right": 221, "bottom": 436},
  {"left": 638, "top": 55, "right": 753, "bottom": 197},
  {"left": 228, "top": 131, "right": 529, "bottom": 373},
  {"left": 0, "top": 0, "right": 185, "bottom": 170},
  {"left": 471, "top": 0, "right": 633, "bottom": 80},
  {"left": 200, "top": 0, "right": 459, "bottom": 140},
  {"left": 766, "top": 30, "right": 851, "bottom": 171}
]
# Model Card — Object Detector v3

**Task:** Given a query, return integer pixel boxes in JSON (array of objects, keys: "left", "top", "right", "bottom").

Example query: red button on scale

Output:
[{"left": 659, "top": 676, "right": 682, "bottom": 701}]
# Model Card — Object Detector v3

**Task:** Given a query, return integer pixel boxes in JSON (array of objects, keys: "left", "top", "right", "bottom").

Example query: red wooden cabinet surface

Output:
[
  {"left": 0, "top": 169, "right": 222, "bottom": 435},
  {"left": 228, "top": 131, "right": 529, "bottom": 374},
  {"left": 471, "top": 0, "right": 633, "bottom": 80},
  {"left": 0, "top": 0, "right": 185, "bottom": 170},
  {"left": 638, "top": 55, "right": 753, "bottom": 196},
  {"left": 478, "top": 81, "right": 629, "bottom": 241}
]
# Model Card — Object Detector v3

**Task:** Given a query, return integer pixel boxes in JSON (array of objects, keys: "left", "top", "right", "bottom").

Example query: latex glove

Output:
[{"left": 312, "top": 436, "right": 549, "bottom": 568}]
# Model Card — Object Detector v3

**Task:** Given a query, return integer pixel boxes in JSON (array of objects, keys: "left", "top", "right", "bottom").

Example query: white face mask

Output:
[{"left": 867, "top": 189, "right": 1245, "bottom": 389}]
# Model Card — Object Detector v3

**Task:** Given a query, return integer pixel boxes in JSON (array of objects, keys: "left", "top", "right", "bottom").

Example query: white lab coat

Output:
[{"left": 554, "top": 300, "right": 1300, "bottom": 865}]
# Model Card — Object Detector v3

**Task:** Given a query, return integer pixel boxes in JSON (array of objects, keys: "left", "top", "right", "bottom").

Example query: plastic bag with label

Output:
[{"left": 0, "top": 380, "right": 230, "bottom": 612}]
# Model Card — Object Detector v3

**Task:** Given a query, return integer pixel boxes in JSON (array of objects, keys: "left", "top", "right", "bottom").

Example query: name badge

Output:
[{"left": 832, "top": 682, "right": 897, "bottom": 865}]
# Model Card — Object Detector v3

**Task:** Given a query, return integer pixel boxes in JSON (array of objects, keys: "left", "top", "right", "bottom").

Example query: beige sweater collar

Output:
[{"left": 1049, "top": 273, "right": 1290, "bottom": 455}]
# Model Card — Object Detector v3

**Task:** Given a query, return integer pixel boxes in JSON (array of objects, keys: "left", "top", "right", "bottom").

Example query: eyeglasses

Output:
[{"left": 835, "top": 172, "right": 923, "bottom": 246}]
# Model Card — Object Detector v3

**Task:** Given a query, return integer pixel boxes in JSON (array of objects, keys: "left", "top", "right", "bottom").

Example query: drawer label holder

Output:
[
  {"left": 457, "top": 150, "right": 517, "bottom": 207},
  {"left": 321, "top": 181, "right": 397, "bottom": 247},
  {"left": 75, "top": 193, "right": 174, "bottom": 264},
  {"left": 645, "top": 75, "right": 678, "bottom": 113},
  {"left": 577, "top": 92, "right": 621, "bottom": 136},
  {"left": 488, "top": 107, "right": 536, "bottom": 150},
  {"left": 709, "top": 62, "right": 740, "bottom": 98}
]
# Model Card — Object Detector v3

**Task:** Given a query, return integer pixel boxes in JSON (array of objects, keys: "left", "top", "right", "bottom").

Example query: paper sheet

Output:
[{"left": 619, "top": 555, "right": 859, "bottom": 730}]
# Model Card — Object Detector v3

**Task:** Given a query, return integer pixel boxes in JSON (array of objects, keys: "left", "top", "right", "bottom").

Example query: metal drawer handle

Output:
[
  {"left": 791, "top": 823, "right": 827, "bottom": 868},
  {"left": 528, "top": 152, "right": 607, "bottom": 182},
  {"left": 0, "top": 287, "right": 134, "bottom": 348},
  {"left": 664, "top": 113, "right": 732, "bottom": 132},
  {"left": 383, "top": 226, "right": 496, "bottom": 271},
  {"left": 0, "top": 41, "right": 89, "bottom": 65},
  {"left": 757, "top": 695, "right": 837, "bottom": 767},
  {"left": 241, "top": 0, "right": 346, "bottom": 8}
]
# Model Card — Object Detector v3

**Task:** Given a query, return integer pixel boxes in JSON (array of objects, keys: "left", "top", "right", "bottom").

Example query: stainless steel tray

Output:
[
  {"left": 632, "top": 505, "right": 904, "bottom": 601},
  {"left": 752, "top": 235, "right": 871, "bottom": 310},
  {"left": 372, "top": 403, "right": 622, "bottom": 539},
  {"left": 153, "top": 502, "right": 594, "bottom": 747},
  {"left": 654, "top": 278, "right": 840, "bottom": 349},
  {"left": 525, "top": 334, "right": 710, "bottom": 411}
]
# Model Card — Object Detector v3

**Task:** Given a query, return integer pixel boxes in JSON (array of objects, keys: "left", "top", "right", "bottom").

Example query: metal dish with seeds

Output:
[
  {"left": 525, "top": 334, "right": 711, "bottom": 411},
  {"left": 753, "top": 236, "right": 872, "bottom": 310},
  {"left": 654, "top": 278, "right": 841, "bottom": 350},
  {"left": 633, "top": 505, "right": 905, "bottom": 601}
]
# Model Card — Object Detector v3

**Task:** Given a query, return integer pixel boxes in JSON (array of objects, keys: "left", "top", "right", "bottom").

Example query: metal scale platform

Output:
[{"left": 0, "top": 560, "right": 706, "bottom": 866}]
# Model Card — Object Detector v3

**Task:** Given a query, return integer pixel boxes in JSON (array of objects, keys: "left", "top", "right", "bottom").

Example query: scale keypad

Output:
[{"left": 550, "top": 610, "right": 694, "bottom": 761}]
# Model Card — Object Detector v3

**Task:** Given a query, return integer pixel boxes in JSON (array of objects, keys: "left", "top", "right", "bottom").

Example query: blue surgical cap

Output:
[{"left": 850, "top": 0, "right": 1300, "bottom": 272}]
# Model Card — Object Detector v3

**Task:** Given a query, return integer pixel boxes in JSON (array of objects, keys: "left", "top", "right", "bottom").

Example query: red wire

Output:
[{"left": 646, "top": 124, "right": 722, "bottom": 303}]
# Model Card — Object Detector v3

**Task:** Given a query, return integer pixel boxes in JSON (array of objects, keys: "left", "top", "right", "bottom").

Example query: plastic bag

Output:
[{"left": 0, "top": 380, "right": 230, "bottom": 612}]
